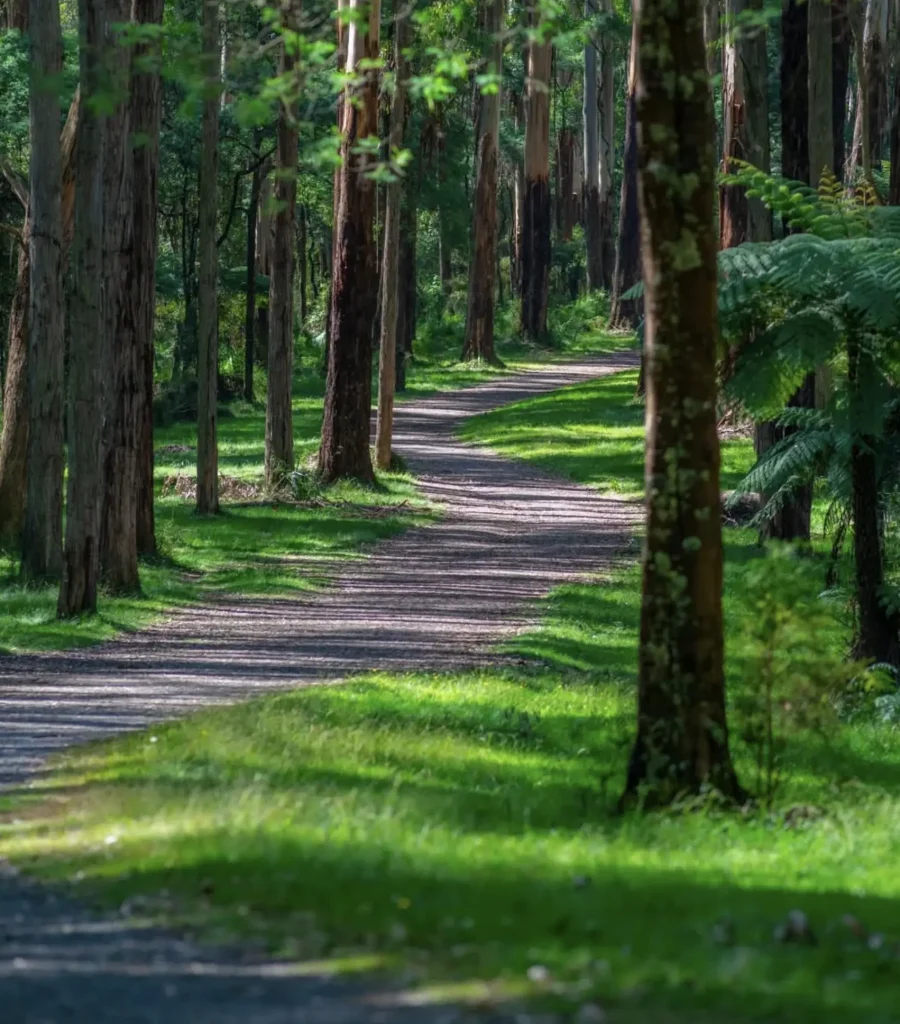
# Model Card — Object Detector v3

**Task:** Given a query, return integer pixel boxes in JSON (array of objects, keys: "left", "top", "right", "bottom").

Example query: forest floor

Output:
[{"left": 2, "top": 350, "right": 899, "bottom": 1023}]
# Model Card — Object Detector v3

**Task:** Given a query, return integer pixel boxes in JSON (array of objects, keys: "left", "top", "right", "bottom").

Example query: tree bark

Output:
[
  {"left": 462, "top": 0, "right": 501, "bottom": 362},
  {"left": 891, "top": 60, "right": 900, "bottom": 202},
  {"left": 848, "top": 332, "right": 899, "bottom": 664},
  {"left": 22, "top": 0, "right": 65, "bottom": 582},
  {"left": 520, "top": 23, "right": 551, "bottom": 342},
  {"left": 375, "top": 8, "right": 410, "bottom": 468},
  {"left": 583, "top": 0, "right": 602, "bottom": 291},
  {"left": 100, "top": 0, "right": 140, "bottom": 593},
  {"left": 265, "top": 14, "right": 299, "bottom": 490},
  {"left": 781, "top": 0, "right": 810, "bottom": 184},
  {"left": 59, "top": 0, "right": 106, "bottom": 617},
  {"left": 704, "top": 0, "right": 720, "bottom": 77},
  {"left": 555, "top": 127, "right": 577, "bottom": 242},
  {"left": 849, "top": 0, "right": 888, "bottom": 178},
  {"left": 609, "top": 18, "right": 641, "bottom": 327},
  {"left": 318, "top": 0, "right": 380, "bottom": 484},
  {"left": 0, "top": 93, "right": 78, "bottom": 550},
  {"left": 196, "top": 0, "right": 219, "bottom": 514},
  {"left": 623, "top": 0, "right": 743, "bottom": 805},
  {"left": 808, "top": 0, "right": 835, "bottom": 185},
  {"left": 396, "top": 181, "right": 417, "bottom": 392},
  {"left": 720, "top": 0, "right": 771, "bottom": 248}
]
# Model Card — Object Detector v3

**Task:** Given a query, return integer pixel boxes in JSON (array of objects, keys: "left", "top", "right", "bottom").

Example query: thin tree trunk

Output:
[
  {"left": 512, "top": 91, "right": 524, "bottom": 295},
  {"left": 598, "top": 0, "right": 615, "bottom": 289},
  {"left": 583, "top": 0, "right": 601, "bottom": 291},
  {"left": 891, "top": 58, "right": 900, "bottom": 202},
  {"left": 462, "top": 0, "right": 501, "bottom": 362},
  {"left": 298, "top": 202, "right": 307, "bottom": 324},
  {"left": 375, "top": 8, "right": 410, "bottom": 469},
  {"left": 609, "top": 17, "right": 641, "bottom": 327},
  {"left": 100, "top": 0, "right": 140, "bottom": 593},
  {"left": 244, "top": 154, "right": 262, "bottom": 402},
  {"left": 808, "top": 0, "right": 835, "bottom": 185},
  {"left": 396, "top": 181, "right": 417, "bottom": 392},
  {"left": 265, "top": 15, "right": 299, "bottom": 490},
  {"left": 520, "top": 23, "right": 551, "bottom": 341},
  {"left": 196, "top": 0, "right": 219, "bottom": 514},
  {"left": 132, "top": 0, "right": 163, "bottom": 558},
  {"left": 624, "top": 0, "right": 743, "bottom": 805},
  {"left": 848, "top": 331, "right": 899, "bottom": 663},
  {"left": 555, "top": 127, "right": 577, "bottom": 242},
  {"left": 22, "top": 0, "right": 65, "bottom": 581},
  {"left": 720, "top": 0, "right": 770, "bottom": 248},
  {"left": 704, "top": 0, "right": 720, "bottom": 77},
  {"left": 319, "top": 0, "right": 380, "bottom": 483},
  {"left": 59, "top": 0, "right": 106, "bottom": 617}
]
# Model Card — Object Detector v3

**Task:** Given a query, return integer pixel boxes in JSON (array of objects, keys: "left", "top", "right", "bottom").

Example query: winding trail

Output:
[{"left": 0, "top": 351, "right": 639, "bottom": 1023}]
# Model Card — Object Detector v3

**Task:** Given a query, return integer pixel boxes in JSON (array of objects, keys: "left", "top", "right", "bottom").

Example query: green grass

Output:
[{"left": 5, "top": 360, "right": 899, "bottom": 1021}]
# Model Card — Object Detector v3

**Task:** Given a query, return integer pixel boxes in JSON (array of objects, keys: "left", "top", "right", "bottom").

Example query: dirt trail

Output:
[{"left": 0, "top": 351, "right": 639, "bottom": 1023}]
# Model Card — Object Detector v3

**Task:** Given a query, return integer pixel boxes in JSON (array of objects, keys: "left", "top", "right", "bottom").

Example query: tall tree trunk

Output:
[
  {"left": 583, "top": 0, "right": 602, "bottom": 290},
  {"left": 265, "top": 16, "right": 299, "bottom": 490},
  {"left": 22, "top": 0, "right": 65, "bottom": 581},
  {"left": 375, "top": 7, "right": 410, "bottom": 468},
  {"left": 7, "top": 0, "right": 27, "bottom": 29},
  {"left": 848, "top": 331, "right": 899, "bottom": 664},
  {"left": 318, "top": 0, "right": 380, "bottom": 484},
  {"left": 623, "top": 0, "right": 743, "bottom": 805},
  {"left": 520, "top": 24, "right": 551, "bottom": 341},
  {"left": 196, "top": 0, "right": 219, "bottom": 514},
  {"left": 609, "top": 18, "right": 641, "bottom": 327},
  {"left": 704, "top": 0, "right": 720, "bottom": 77},
  {"left": 832, "top": 0, "right": 851, "bottom": 180},
  {"left": 808, "top": 0, "right": 835, "bottom": 185},
  {"left": 781, "top": 0, "right": 810, "bottom": 184},
  {"left": 132, "top": 0, "right": 163, "bottom": 558},
  {"left": 512, "top": 91, "right": 525, "bottom": 295},
  {"left": 462, "top": 0, "right": 501, "bottom": 362},
  {"left": 598, "top": 0, "right": 615, "bottom": 289},
  {"left": 891, "top": 61, "right": 900, "bottom": 202},
  {"left": 396, "top": 182, "right": 417, "bottom": 392},
  {"left": 244, "top": 154, "right": 263, "bottom": 401},
  {"left": 720, "top": 0, "right": 770, "bottom": 248},
  {"left": 59, "top": 0, "right": 106, "bottom": 617},
  {"left": 100, "top": 0, "right": 139, "bottom": 593},
  {"left": 0, "top": 94, "right": 78, "bottom": 549},
  {"left": 555, "top": 127, "right": 577, "bottom": 242},
  {"left": 852, "top": 0, "right": 888, "bottom": 176}
]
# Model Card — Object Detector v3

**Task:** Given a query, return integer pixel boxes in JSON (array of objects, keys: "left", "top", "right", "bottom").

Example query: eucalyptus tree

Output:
[
  {"left": 624, "top": 0, "right": 743, "bottom": 804},
  {"left": 609, "top": 16, "right": 640, "bottom": 327}
]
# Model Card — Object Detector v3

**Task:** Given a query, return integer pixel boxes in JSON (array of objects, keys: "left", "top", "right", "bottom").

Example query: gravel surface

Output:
[{"left": 0, "top": 352, "right": 640, "bottom": 1023}]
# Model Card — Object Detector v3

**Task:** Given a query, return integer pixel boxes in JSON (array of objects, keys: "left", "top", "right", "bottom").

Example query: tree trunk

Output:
[
  {"left": 848, "top": 332, "right": 899, "bottom": 664},
  {"left": 59, "top": 0, "right": 106, "bottom": 617},
  {"left": 609, "top": 18, "right": 641, "bottom": 327},
  {"left": 512, "top": 91, "right": 525, "bottom": 296},
  {"left": 623, "top": 0, "right": 744, "bottom": 805},
  {"left": 100, "top": 0, "right": 140, "bottom": 594},
  {"left": 196, "top": 0, "right": 219, "bottom": 515},
  {"left": 0, "top": 93, "right": 78, "bottom": 550},
  {"left": 21, "top": 0, "right": 65, "bottom": 582},
  {"left": 891, "top": 63, "right": 900, "bottom": 202},
  {"left": 808, "top": 0, "right": 835, "bottom": 185},
  {"left": 857, "top": 0, "right": 888, "bottom": 175},
  {"left": 318, "top": 0, "right": 380, "bottom": 484},
  {"left": 555, "top": 127, "right": 577, "bottom": 242},
  {"left": 132, "top": 0, "right": 163, "bottom": 558},
  {"left": 396, "top": 186, "right": 417, "bottom": 392},
  {"left": 462, "top": 0, "right": 501, "bottom": 362},
  {"left": 704, "top": 0, "right": 720, "bottom": 77},
  {"left": 375, "top": 8, "right": 410, "bottom": 469},
  {"left": 781, "top": 0, "right": 810, "bottom": 184},
  {"left": 520, "top": 25, "right": 551, "bottom": 342},
  {"left": 720, "top": 0, "right": 770, "bottom": 248},
  {"left": 265, "top": 19, "right": 299, "bottom": 490},
  {"left": 599, "top": 0, "right": 615, "bottom": 289},
  {"left": 244, "top": 154, "right": 262, "bottom": 401},
  {"left": 832, "top": 0, "right": 851, "bottom": 180},
  {"left": 8, "top": 0, "right": 27, "bottom": 30},
  {"left": 583, "top": 0, "right": 602, "bottom": 291}
]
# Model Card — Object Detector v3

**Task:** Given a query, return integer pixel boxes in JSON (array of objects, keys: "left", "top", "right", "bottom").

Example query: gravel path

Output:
[{"left": 0, "top": 351, "right": 640, "bottom": 1023}]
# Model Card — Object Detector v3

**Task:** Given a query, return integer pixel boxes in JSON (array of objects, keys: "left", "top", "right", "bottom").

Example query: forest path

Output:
[{"left": 0, "top": 348, "right": 640, "bottom": 1023}]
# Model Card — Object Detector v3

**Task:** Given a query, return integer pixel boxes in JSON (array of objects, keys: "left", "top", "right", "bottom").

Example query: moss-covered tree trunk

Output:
[
  {"left": 22, "top": 0, "right": 65, "bottom": 581},
  {"left": 609, "top": 18, "right": 641, "bottom": 328},
  {"left": 623, "top": 0, "right": 744, "bottom": 806},
  {"left": 520, "top": 24, "right": 551, "bottom": 342},
  {"left": 265, "top": 14, "right": 299, "bottom": 490},
  {"left": 59, "top": 0, "right": 106, "bottom": 617},
  {"left": 132, "top": 0, "right": 163, "bottom": 558},
  {"left": 318, "top": 0, "right": 380, "bottom": 484},
  {"left": 462, "top": 0, "right": 501, "bottom": 362},
  {"left": 196, "top": 0, "right": 219, "bottom": 514}
]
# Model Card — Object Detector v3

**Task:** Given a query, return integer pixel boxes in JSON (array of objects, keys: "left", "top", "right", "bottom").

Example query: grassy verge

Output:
[{"left": 6, "top": 359, "right": 896, "bottom": 1022}]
